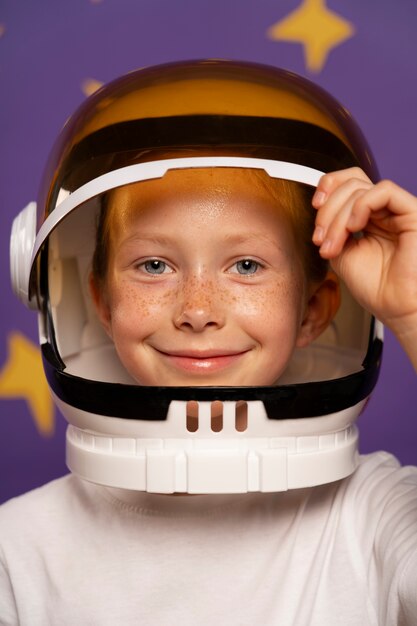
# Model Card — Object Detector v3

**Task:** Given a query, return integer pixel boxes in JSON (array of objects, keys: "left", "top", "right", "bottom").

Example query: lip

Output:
[{"left": 154, "top": 348, "right": 250, "bottom": 373}]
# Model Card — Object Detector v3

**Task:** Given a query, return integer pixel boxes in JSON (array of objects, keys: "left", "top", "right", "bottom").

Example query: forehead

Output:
[{"left": 106, "top": 167, "right": 298, "bottom": 235}]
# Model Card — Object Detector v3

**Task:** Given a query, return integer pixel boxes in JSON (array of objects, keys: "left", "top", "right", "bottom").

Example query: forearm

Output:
[{"left": 387, "top": 313, "right": 417, "bottom": 373}]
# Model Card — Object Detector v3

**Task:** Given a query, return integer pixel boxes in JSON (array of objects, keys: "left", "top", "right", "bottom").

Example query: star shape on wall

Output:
[
  {"left": 267, "top": 0, "right": 355, "bottom": 73},
  {"left": 0, "top": 332, "right": 55, "bottom": 436}
]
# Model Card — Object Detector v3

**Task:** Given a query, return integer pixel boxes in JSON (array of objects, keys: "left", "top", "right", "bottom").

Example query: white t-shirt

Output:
[{"left": 0, "top": 451, "right": 417, "bottom": 626}]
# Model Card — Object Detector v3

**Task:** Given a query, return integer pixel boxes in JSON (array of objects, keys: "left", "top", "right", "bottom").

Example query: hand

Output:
[{"left": 312, "top": 167, "right": 417, "bottom": 369}]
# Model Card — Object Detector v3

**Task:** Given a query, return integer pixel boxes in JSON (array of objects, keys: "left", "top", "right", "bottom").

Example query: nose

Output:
[{"left": 174, "top": 276, "right": 225, "bottom": 333}]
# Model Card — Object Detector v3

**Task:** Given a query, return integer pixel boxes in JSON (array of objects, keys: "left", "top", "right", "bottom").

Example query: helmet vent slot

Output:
[
  {"left": 236, "top": 401, "right": 248, "bottom": 432},
  {"left": 186, "top": 401, "right": 199, "bottom": 432},
  {"left": 211, "top": 401, "right": 223, "bottom": 432}
]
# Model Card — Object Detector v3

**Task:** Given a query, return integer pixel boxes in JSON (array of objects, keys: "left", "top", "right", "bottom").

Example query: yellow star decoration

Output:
[
  {"left": 81, "top": 78, "right": 104, "bottom": 97},
  {"left": 267, "top": 0, "right": 355, "bottom": 73},
  {"left": 0, "top": 332, "right": 55, "bottom": 436}
]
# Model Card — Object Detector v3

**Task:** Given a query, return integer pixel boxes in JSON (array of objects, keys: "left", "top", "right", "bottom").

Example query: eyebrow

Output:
[
  {"left": 121, "top": 232, "right": 278, "bottom": 246},
  {"left": 117, "top": 231, "right": 285, "bottom": 253},
  {"left": 117, "top": 233, "right": 176, "bottom": 248},
  {"left": 222, "top": 232, "right": 282, "bottom": 247}
]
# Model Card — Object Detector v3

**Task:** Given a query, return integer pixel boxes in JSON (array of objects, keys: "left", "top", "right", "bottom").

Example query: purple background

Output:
[{"left": 1, "top": 0, "right": 416, "bottom": 504}]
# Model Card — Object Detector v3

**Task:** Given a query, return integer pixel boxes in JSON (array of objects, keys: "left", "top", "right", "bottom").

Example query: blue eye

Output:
[
  {"left": 235, "top": 260, "right": 259, "bottom": 275},
  {"left": 143, "top": 260, "right": 168, "bottom": 274}
]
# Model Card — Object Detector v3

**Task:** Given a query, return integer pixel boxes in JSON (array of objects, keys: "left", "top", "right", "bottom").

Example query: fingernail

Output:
[
  {"left": 313, "top": 225, "right": 324, "bottom": 243},
  {"left": 313, "top": 191, "right": 326, "bottom": 207},
  {"left": 320, "top": 239, "right": 332, "bottom": 254}
]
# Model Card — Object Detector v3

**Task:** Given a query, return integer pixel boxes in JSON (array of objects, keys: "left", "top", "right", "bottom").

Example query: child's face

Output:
[{"left": 91, "top": 168, "right": 323, "bottom": 387}]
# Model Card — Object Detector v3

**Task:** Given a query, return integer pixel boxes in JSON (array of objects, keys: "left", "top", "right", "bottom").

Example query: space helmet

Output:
[{"left": 10, "top": 59, "right": 382, "bottom": 494}]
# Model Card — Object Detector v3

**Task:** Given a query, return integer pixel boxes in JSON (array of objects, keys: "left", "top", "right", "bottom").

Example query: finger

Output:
[
  {"left": 318, "top": 179, "right": 417, "bottom": 258},
  {"left": 312, "top": 167, "right": 373, "bottom": 209},
  {"left": 337, "top": 180, "right": 417, "bottom": 241},
  {"left": 318, "top": 188, "right": 370, "bottom": 258},
  {"left": 351, "top": 179, "right": 417, "bottom": 223},
  {"left": 346, "top": 195, "right": 388, "bottom": 233},
  {"left": 312, "top": 178, "right": 372, "bottom": 245}
]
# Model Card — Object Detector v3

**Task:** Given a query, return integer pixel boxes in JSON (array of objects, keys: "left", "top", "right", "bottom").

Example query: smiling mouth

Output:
[{"left": 155, "top": 349, "right": 250, "bottom": 373}]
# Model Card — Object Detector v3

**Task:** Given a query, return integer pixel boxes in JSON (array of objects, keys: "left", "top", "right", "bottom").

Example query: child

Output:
[{"left": 1, "top": 60, "right": 417, "bottom": 625}]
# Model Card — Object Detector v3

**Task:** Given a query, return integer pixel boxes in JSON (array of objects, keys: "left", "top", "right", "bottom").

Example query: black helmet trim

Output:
[
  {"left": 41, "top": 336, "right": 382, "bottom": 421},
  {"left": 54, "top": 116, "right": 361, "bottom": 202}
]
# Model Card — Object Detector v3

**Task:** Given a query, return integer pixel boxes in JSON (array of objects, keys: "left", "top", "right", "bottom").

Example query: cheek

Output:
[
  {"left": 106, "top": 284, "right": 150, "bottom": 328},
  {"left": 107, "top": 281, "right": 179, "bottom": 335},
  {"left": 230, "top": 279, "right": 304, "bottom": 330},
  {"left": 111, "top": 286, "right": 152, "bottom": 325}
]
